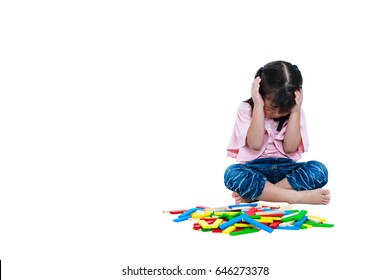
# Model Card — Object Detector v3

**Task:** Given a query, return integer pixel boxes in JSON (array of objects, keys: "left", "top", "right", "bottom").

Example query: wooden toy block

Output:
[
  {"left": 242, "top": 214, "right": 274, "bottom": 233},
  {"left": 227, "top": 212, "right": 243, "bottom": 219},
  {"left": 301, "top": 223, "right": 313, "bottom": 229},
  {"left": 256, "top": 211, "right": 285, "bottom": 216},
  {"left": 235, "top": 223, "right": 254, "bottom": 228},
  {"left": 304, "top": 220, "right": 334, "bottom": 228},
  {"left": 210, "top": 219, "right": 224, "bottom": 228},
  {"left": 294, "top": 216, "right": 308, "bottom": 228},
  {"left": 163, "top": 209, "right": 188, "bottom": 214},
  {"left": 199, "top": 219, "right": 223, "bottom": 229},
  {"left": 276, "top": 226, "right": 300, "bottom": 230},
  {"left": 281, "top": 210, "right": 307, "bottom": 222},
  {"left": 219, "top": 213, "right": 240, "bottom": 219},
  {"left": 269, "top": 221, "right": 281, "bottom": 229},
  {"left": 264, "top": 216, "right": 282, "bottom": 221},
  {"left": 294, "top": 210, "right": 307, "bottom": 220},
  {"left": 280, "top": 212, "right": 297, "bottom": 220},
  {"left": 219, "top": 215, "right": 245, "bottom": 230},
  {"left": 245, "top": 207, "right": 258, "bottom": 216},
  {"left": 307, "top": 215, "right": 327, "bottom": 223},
  {"left": 198, "top": 220, "right": 211, "bottom": 229},
  {"left": 213, "top": 211, "right": 241, "bottom": 216},
  {"left": 204, "top": 206, "right": 229, "bottom": 212},
  {"left": 228, "top": 203, "right": 258, "bottom": 209},
  {"left": 230, "top": 227, "right": 259, "bottom": 236},
  {"left": 193, "top": 223, "right": 201, "bottom": 230},
  {"left": 173, "top": 216, "right": 191, "bottom": 222},
  {"left": 178, "top": 208, "right": 199, "bottom": 218},
  {"left": 278, "top": 220, "right": 296, "bottom": 227},
  {"left": 257, "top": 202, "right": 283, "bottom": 209},
  {"left": 201, "top": 218, "right": 216, "bottom": 224},
  {"left": 248, "top": 215, "right": 261, "bottom": 219},
  {"left": 254, "top": 218, "right": 274, "bottom": 224},
  {"left": 231, "top": 206, "right": 256, "bottom": 212},
  {"left": 201, "top": 217, "right": 217, "bottom": 220},
  {"left": 285, "top": 209, "right": 299, "bottom": 214},
  {"left": 198, "top": 219, "right": 221, "bottom": 228},
  {"left": 192, "top": 212, "right": 211, "bottom": 219},
  {"left": 166, "top": 203, "right": 333, "bottom": 235},
  {"left": 222, "top": 226, "right": 236, "bottom": 234}
]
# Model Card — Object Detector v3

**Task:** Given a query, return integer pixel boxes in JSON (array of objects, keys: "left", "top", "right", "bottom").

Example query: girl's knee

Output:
[
  {"left": 224, "top": 164, "right": 242, "bottom": 188},
  {"left": 308, "top": 160, "right": 328, "bottom": 186}
]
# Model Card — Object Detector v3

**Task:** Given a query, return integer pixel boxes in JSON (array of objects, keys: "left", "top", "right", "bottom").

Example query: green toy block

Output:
[
  {"left": 230, "top": 228, "right": 259, "bottom": 236},
  {"left": 281, "top": 210, "right": 307, "bottom": 222},
  {"left": 304, "top": 220, "right": 334, "bottom": 228}
]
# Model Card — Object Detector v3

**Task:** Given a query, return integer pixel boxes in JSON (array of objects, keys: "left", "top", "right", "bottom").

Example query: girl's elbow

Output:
[
  {"left": 247, "top": 140, "right": 263, "bottom": 150},
  {"left": 248, "top": 144, "right": 262, "bottom": 151},
  {"left": 284, "top": 147, "right": 296, "bottom": 154},
  {"left": 283, "top": 144, "right": 298, "bottom": 154}
]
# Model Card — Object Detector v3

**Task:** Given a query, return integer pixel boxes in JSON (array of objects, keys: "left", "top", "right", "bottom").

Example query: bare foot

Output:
[
  {"left": 231, "top": 192, "right": 254, "bottom": 204},
  {"left": 292, "top": 189, "right": 331, "bottom": 205}
]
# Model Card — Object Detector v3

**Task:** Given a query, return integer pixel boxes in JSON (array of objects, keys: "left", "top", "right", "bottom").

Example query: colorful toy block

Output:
[{"left": 165, "top": 202, "right": 333, "bottom": 236}]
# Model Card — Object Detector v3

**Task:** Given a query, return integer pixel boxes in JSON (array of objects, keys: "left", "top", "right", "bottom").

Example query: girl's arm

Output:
[
  {"left": 246, "top": 77, "right": 265, "bottom": 150},
  {"left": 283, "top": 89, "right": 303, "bottom": 153}
]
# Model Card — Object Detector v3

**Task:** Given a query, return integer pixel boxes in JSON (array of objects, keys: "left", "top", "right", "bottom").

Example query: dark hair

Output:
[{"left": 245, "top": 60, "right": 303, "bottom": 114}]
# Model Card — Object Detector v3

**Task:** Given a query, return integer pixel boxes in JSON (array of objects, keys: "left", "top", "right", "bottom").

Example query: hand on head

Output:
[
  {"left": 251, "top": 77, "right": 264, "bottom": 107},
  {"left": 291, "top": 88, "right": 303, "bottom": 113}
]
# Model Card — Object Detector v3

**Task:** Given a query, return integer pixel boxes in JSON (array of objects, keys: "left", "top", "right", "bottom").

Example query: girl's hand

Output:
[
  {"left": 251, "top": 76, "right": 264, "bottom": 107},
  {"left": 291, "top": 88, "right": 303, "bottom": 113}
]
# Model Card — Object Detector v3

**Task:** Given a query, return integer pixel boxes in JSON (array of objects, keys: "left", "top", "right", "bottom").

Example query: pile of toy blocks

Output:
[{"left": 163, "top": 202, "right": 334, "bottom": 236}]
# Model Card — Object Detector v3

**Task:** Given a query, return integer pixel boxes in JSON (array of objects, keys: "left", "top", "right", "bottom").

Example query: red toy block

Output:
[
  {"left": 193, "top": 223, "right": 201, "bottom": 230},
  {"left": 169, "top": 209, "right": 188, "bottom": 214},
  {"left": 246, "top": 207, "right": 258, "bottom": 216},
  {"left": 269, "top": 221, "right": 281, "bottom": 229}
]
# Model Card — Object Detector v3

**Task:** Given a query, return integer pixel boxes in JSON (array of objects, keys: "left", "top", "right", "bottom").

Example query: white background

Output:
[{"left": 1, "top": 0, "right": 389, "bottom": 279}]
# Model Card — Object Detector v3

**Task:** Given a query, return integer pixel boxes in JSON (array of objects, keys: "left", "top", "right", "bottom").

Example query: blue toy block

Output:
[
  {"left": 219, "top": 214, "right": 245, "bottom": 230},
  {"left": 242, "top": 214, "right": 274, "bottom": 233}
]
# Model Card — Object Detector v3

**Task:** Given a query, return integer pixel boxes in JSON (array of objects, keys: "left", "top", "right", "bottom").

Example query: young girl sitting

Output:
[{"left": 224, "top": 60, "right": 330, "bottom": 205}]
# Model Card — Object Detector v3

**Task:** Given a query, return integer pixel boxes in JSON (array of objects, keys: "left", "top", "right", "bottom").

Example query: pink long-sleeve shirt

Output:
[{"left": 226, "top": 102, "right": 309, "bottom": 163}]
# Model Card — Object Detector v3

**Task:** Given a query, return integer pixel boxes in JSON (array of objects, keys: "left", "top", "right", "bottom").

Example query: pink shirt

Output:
[{"left": 226, "top": 102, "right": 309, "bottom": 163}]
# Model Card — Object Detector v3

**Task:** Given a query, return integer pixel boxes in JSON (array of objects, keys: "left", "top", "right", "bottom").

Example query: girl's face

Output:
[{"left": 264, "top": 100, "right": 290, "bottom": 119}]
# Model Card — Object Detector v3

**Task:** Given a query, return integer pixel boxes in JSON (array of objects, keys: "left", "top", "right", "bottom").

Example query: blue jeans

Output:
[{"left": 224, "top": 158, "right": 328, "bottom": 200}]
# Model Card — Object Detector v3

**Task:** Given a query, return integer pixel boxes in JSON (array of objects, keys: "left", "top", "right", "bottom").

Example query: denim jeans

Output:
[{"left": 224, "top": 158, "right": 328, "bottom": 200}]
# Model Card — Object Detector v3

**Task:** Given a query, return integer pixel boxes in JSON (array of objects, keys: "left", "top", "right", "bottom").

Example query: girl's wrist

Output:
[
  {"left": 290, "top": 108, "right": 301, "bottom": 114},
  {"left": 253, "top": 102, "right": 264, "bottom": 109}
]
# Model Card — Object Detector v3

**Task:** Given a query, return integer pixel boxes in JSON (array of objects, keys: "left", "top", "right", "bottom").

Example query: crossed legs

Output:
[{"left": 231, "top": 178, "right": 330, "bottom": 205}]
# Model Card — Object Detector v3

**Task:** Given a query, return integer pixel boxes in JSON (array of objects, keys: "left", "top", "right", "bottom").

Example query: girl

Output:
[{"left": 224, "top": 61, "right": 330, "bottom": 205}]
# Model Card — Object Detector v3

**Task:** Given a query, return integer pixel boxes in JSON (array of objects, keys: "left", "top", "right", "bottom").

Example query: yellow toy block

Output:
[
  {"left": 265, "top": 216, "right": 281, "bottom": 221},
  {"left": 222, "top": 226, "right": 236, "bottom": 234},
  {"left": 197, "top": 220, "right": 210, "bottom": 229},
  {"left": 213, "top": 211, "right": 239, "bottom": 216},
  {"left": 211, "top": 219, "right": 223, "bottom": 228},
  {"left": 198, "top": 219, "right": 223, "bottom": 229},
  {"left": 235, "top": 223, "right": 254, "bottom": 228},
  {"left": 254, "top": 218, "right": 274, "bottom": 223},
  {"left": 307, "top": 215, "right": 327, "bottom": 223},
  {"left": 191, "top": 212, "right": 211, "bottom": 219},
  {"left": 204, "top": 206, "right": 228, "bottom": 212},
  {"left": 302, "top": 223, "right": 313, "bottom": 228}
]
